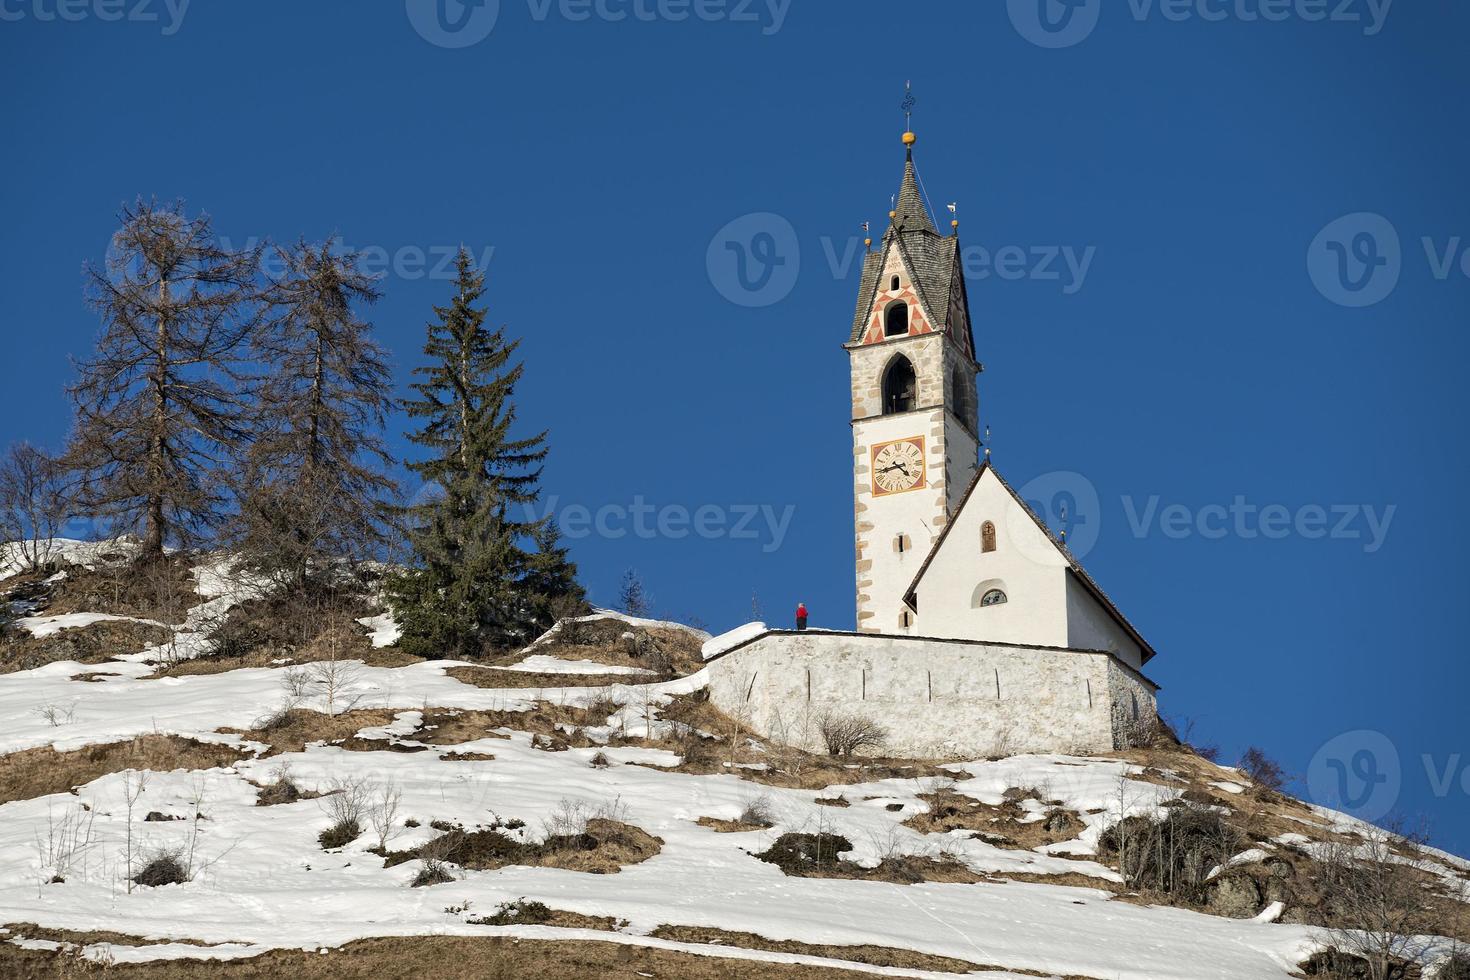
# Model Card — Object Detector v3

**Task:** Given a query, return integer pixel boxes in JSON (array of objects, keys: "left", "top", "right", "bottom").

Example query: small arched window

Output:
[
  {"left": 894, "top": 533, "right": 911, "bottom": 554},
  {"left": 890, "top": 275, "right": 901, "bottom": 291},
  {"left": 981, "top": 521, "right": 997, "bottom": 554},
  {"left": 884, "top": 301, "right": 909, "bottom": 337},
  {"left": 882, "top": 356, "right": 917, "bottom": 415},
  {"left": 980, "top": 589, "right": 1008, "bottom": 608}
]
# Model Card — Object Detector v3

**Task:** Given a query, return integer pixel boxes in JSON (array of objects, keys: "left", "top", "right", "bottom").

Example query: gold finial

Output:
[
  {"left": 903, "top": 131, "right": 917, "bottom": 147},
  {"left": 951, "top": 219, "right": 960, "bottom": 230}
]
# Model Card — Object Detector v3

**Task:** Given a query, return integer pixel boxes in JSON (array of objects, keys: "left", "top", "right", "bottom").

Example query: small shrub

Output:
[
  {"left": 473, "top": 898, "right": 554, "bottom": 926},
  {"left": 318, "top": 818, "right": 361, "bottom": 850},
  {"left": 817, "top": 710, "right": 888, "bottom": 758},
  {"left": 756, "top": 833, "right": 854, "bottom": 874},
  {"left": 133, "top": 851, "right": 189, "bottom": 887},
  {"left": 1098, "top": 802, "right": 1248, "bottom": 908},
  {"left": 1438, "top": 955, "right": 1470, "bottom": 980},
  {"left": 589, "top": 751, "right": 611, "bottom": 769},
  {"left": 411, "top": 858, "right": 456, "bottom": 887},
  {"left": 1239, "top": 746, "right": 1287, "bottom": 792},
  {"left": 738, "top": 795, "right": 775, "bottom": 828}
]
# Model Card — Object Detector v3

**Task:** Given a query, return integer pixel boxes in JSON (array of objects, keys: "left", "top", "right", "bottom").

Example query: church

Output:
[{"left": 705, "top": 127, "right": 1161, "bottom": 759}]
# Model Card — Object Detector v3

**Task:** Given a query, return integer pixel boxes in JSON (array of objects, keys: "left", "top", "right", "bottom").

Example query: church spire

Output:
[{"left": 891, "top": 144, "right": 938, "bottom": 235}]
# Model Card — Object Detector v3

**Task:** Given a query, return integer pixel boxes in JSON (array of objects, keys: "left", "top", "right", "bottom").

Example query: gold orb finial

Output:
[
  {"left": 889, "top": 210, "right": 898, "bottom": 220},
  {"left": 902, "top": 131, "right": 917, "bottom": 147},
  {"left": 864, "top": 237, "right": 873, "bottom": 248},
  {"left": 951, "top": 219, "right": 959, "bottom": 230}
]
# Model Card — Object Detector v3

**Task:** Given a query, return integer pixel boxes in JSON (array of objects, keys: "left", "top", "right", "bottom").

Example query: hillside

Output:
[{"left": 1, "top": 543, "right": 1467, "bottom": 980}]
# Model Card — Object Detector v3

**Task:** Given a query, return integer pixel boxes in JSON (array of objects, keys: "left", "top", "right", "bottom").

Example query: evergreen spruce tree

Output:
[
  {"left": 235, "top": 240, "right": 398, "bottom": 587},
  {"left": 389, "top": 250, "right": 580, "bottom": 658}
]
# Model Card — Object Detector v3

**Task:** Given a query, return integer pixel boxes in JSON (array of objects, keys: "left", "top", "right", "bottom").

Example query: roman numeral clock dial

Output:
[{"left": 871, "top": 437, "right": 926, "bottom": 496}]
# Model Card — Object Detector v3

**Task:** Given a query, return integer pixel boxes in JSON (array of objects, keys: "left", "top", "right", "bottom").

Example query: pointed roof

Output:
[
  {"left": 902, "top": 460, "right": 1159, "bottom": 665},
  {"left": 892, "top": 150, "right": 937, "bottom": 235},
  {"left": 848, "top": 140, "right": 976, "bottom": 359}
]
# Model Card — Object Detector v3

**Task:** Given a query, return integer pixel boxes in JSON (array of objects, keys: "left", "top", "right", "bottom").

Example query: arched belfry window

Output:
[
  {"left": 884, "top": 301, "right": 910, "bottom": 337},
  {"left": 980, "top": 589, "right": 1008, "bottom": 608},
  {"left": 981, "top": 521, "right": 997, "bottom": 554},
  {"left": 882, "top": 356, "right": 917, "bottom": 415}
]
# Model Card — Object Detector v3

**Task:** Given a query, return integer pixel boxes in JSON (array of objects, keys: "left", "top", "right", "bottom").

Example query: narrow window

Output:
[
  {"left": 884, "top": 300, "right": 909, "bottom": 337},
  {"left": 894, "top": 533, "right": 911, "bottom": 554},
  {"left": 882, "top": 355, "right": 917, "bottom": 415},
  {"left": 980, "top": 588, "right": 1008, "bottom": 608},
  {"left": 899, "top": 610, "right": 911, "bottom": 628},
  {"left": 981, "top": 521, "right": 997, "bottom": 554},
  {"left": 890, "top": 275, "right": 901, "bottom": 291}
]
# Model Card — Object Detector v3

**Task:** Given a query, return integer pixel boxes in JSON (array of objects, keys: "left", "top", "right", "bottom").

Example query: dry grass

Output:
[
  {"left": 514, "top": 617, "right": 706, "bottom": 678},
  {"left": 217, "top": 708, "right": 397, "bottom": 756},
  {"left": 0, "top": 735, "right": 247, "bottom": 805},
  {"left": 149, "top": 643, "right": 421, "bottom": 678},
  {"left": 696, "top": 817, "right": 770, "bottom": 833},
  {"left": 38, "top": 555, "right": 197, "bottom": 625},
  {"left": 1, "top": 619, "right": 173, "bottom": 674},
  {"left": 415, "top": 705, "right": 595, "bottom": 747},
  {"left": 0, "top": 934, "right": 925, "bottom": 979},
  {"left": 386, "top": 819, "right": 662, "bottom": 877},
  {"left": 646, "top": 925, "right": 1020, "bottom": 974},
  {"left": 754, "top": 832, "right": 982, "bottom": 886},
  {"left": 445, "top": 665, "right": 640, "bottom": 691},
  {"left": 904, "top": 789, "right": 1084, "bottom": 851}
]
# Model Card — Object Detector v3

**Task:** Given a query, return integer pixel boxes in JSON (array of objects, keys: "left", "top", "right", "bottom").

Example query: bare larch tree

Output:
[
  {"left": 65, "top": 199, "right": 258, "bottom": 562},
  {"left": 0, "top": 442, "right": 70, "bottom": 573},
  {"left": 235, "top": 239, "right": 397, "bottom": 587}
]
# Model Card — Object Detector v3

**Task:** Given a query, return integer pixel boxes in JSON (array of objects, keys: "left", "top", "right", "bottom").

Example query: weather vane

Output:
[{"left": 902, "top": 81, "right": 917, "bottom": 131}]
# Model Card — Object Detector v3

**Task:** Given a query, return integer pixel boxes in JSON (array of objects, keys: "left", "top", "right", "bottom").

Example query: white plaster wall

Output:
[
  {"left": 1065, "top": 574, "right": 1144, "bottom": 670},
  {"left": 912, "top": 469, "right": 1070, "bottom": 647},
  {"left": 852, "top": 408, "right": 947, "bottom": 635},
  {"left": 706, "top": 632, "right": 1158, "bottom": 759}
]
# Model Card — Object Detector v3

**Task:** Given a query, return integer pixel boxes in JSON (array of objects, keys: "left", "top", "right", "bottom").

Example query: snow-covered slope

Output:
[{"left": 1, "top": 556, "right": 1466, "bottom": 979}]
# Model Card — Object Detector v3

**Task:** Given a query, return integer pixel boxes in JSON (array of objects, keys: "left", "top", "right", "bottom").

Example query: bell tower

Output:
[{"left": 846, "top": 128, "right": 980, "bottom": 634}]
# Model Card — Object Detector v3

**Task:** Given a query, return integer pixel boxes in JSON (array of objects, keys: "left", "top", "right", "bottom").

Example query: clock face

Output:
[{"left": 871, "top": 437, "right": 926, "bottom": 496}]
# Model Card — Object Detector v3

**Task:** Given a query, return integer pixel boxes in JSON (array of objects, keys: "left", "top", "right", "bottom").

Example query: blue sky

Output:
[{"left": 2, "top": 0, "right": 1467, "bottom": 854}]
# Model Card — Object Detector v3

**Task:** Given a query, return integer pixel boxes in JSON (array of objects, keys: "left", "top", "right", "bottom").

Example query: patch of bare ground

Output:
[
  {"left": 460, "top": 898, "right": 623, "bottom": 931},
  {"left": 444, "top": 664, "right": 640, "bottom": 691},
  {"left": 37, "top": 554, "right": 197, "bottom": 625},
  {"left": 1, "top": 619, "right": 173, "bottom": 674},
  {"left": 217, "top": 708, "right": 397, "bottom": 756},
  {"left": 415, "top": 704, "right": 597, "bottom": 746},
  {"left": 0, "top": 922, "right": 214, "bottom": 949},
  {"left": 696, "top": 817, "right": 769, "bottom": 833},
  {"left": 384, "top": 818, "right": 661, "bottom": 877},
  {"left": 0, "top": 736, "right": 247, "bottom": 805},
  {"left": 754, "top": 833, "right": 982, "bottom": 885},
  {"left": 647, "top": 925, "right": 1035, "bottom": 975},
  {"left": 627, "top": 691, "right": 951, "bottom": 791},
  {"left": 482, "top": 616, "right": 705, "bottom": 678},
  {"left": 0, "top": 934, "right": 931, "bottom": 979},
  {"left": 904, "top": 788, "right": 1085, "bottom": 851}
]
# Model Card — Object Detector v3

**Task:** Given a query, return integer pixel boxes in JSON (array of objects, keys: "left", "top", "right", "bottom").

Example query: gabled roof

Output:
[{"left": 901, "top": 460, "right": 1159, "bottom": 665}]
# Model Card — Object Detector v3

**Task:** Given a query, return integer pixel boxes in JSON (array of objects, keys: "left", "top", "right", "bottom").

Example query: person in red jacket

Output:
[{"left": 795, "top": 602, "right": 808, "bottom": 631}]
